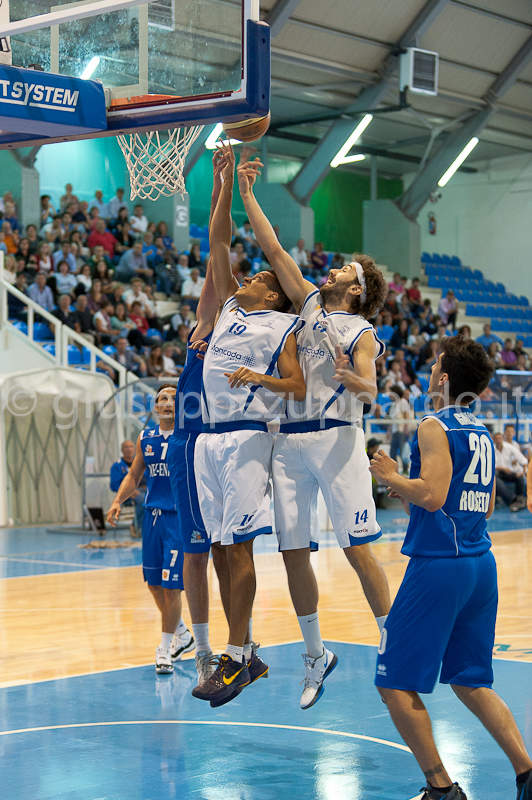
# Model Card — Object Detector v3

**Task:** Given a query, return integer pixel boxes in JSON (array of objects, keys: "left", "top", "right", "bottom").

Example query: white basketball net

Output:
[{"left": 117, "top": 126, "right": 204, "bottom": 201}]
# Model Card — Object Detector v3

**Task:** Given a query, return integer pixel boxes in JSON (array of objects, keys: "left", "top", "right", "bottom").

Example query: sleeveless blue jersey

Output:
[
  {"left": 174, "top": 329, "right": 212, "bottom": 434},
  {"left": 402, "top": 406, "right": 494, "bottom": 558},
  {"left": 140, "top": 427, "right": 175, "bottom": 511}
]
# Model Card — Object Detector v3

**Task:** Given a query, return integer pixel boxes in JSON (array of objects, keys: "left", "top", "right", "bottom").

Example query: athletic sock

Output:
[
  {"left": 297, "top": 613, "right": 324, "bottom": 659},
  {"left": 429, "top": 785, "right": 452, "bottom": 796},
  {"left": 243, "top": 619, "right": 253, "bottom": 660},
  {"left": 376, "top": 615, "right": 388, "bottom": 633},
  {"left": 517, "top": 770, "right": 532, "bottom": 785},
  {"left": 192, "top": 623, "right": 210, "bottom": 652},
  {"left": 175, "top": 617, "right": 188, "bottom": 636},
  {"left": 160, "top": 632, "right": 173, "bottom": 649},
  {"left": 243, "top": 643, "right": 252, "bottom": 661},
  {"left": 226, "top": 644, "right": 244, "bottom": 663}
]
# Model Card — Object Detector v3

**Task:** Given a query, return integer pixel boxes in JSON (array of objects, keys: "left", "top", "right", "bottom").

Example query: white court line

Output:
[
  {"left": 0, "top": 718, "right": 412, "bottom": 753},
  {"left": 0, "top": 557, "right": 104, "bottom": 569}
]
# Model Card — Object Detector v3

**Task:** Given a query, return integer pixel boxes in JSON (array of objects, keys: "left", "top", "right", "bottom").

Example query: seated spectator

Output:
[
  {"left": 142, "top": 231, "right": 158, "bottom": 264},
  {"left": 289, "top": 239, "right": 309, "bottom": 270},
  {"left": 418, "top": 339, "right": 441, "bottom": 373},
  {"left": 514, "top": 339, "right": 526, "bottom": 360},
  {"left": 93, "top": 259, "right": 114, "bottom": 293},
  {"left": 40, "top": 194, "right": 55, "bottom": 225},
  {"left": 107, "top": 188, "right": 128, "bottom": 222},
  {"left": 91, "top": 190, "right": 108, "bottom": 217},
  {"left": 114, "top": 336, "right": 147, "bottom": 377},
  {"left": 53, "top": 294, "right": 77, "bottom": 330},
  {"left": 176, "top": 253, "right": 191, "bottom": 284},
  {"left": 162, "top": 342, "right": 180, "bottom": 376},
  {"left": 76, "top": 263, "right": 93, "bottom": 294},
  {"left": 181, "top": 268, "right": 204, "bottom": 311},
  {"left": 2, "top": 221, "right": 19, "bottom": 254},
  {"left": 330, "top": 253, "right": 344, "bottom": 270},
  {"left": 376, "top": 311, "right": 395, "bottom": 346},
  {"left": 55, "top": 260, "right": 78, "bottom": 297},
  {"left": 130, "top": 204, "right": 148, "bottom": 237},
  {"left": 389, "top": 319, "right": 409, "bottom": 351},
  {"left": 388, "top": 271, "right": 403, "bottom": 294},
  {"left": 476, "top": 323, "right": 503, "bottom": 350},
  {"left": 15, "top": 238, "right": 32, "bottom": 266},
  {"left": 70, "top": 230, "right": 90, "bottom": 257},
  {"left": 142, "top": 283, "right": 161, "bottom": 327},
  {"left": 88, "top": 206, "right": 101, "bottom": 231},
  {"left": 500, "top": 339, "right": 518, "bottom": 369},
  {"left": 238, "top": 219, "right": 259, "bottom": 258},
  {"left": 113, "top": 206, "right": 131, "bottom": 236},
  {"left": 157, "top": 221, "right": 178, "bottom": 255},
  {"left": 28, "top": 272, "right": 54, "bottom": 314},
  {"left": 93, "top": 299, "right": 121, "bottom": 345},
  {"left": 232, "top": 258, "right": 251, "bottom": 284},
  {"left": 129, "top": 300, "right": 151, "bottom": 338},
  {"left": 387, "top": 363, "right": 406, "bottom": 392},
  {"left": 73, "top": 294, "right": 96, "bottom": 343},
  {"left": 419, "top": 298, "right": 434, "bottom": 333},
  {"left": 188, "top": 242, "right": 203, "bottom": 271},
  {"left": 114, "top": 220, "right": 135, "bottom": 254},
  {"left": 399, "top": 293, "right": 413, "bottom": 323},
  {"left": 458, "top": 324, "right": 471, "bottom": 338},
  {"left": 494, "top": 431, "right": 527, "bottom": 511},
  {"left": 406, "top": 277, "right": 423, "bottom": 315},
  {"left": 406, "top": 322, "right": 425, "bottom": 357},
  {"left": 487, "top": 341, "right": 502, "bottom": 367},
  {"left": 431, "top": 322, "right": 450, "bottom": 342},
  {"left": 393, "top": 348, "right": 416, "bottom": 386},
  {"left": 408, "top": 376, "right": 424, "bottom": 398},
  {"left": 88, "top": 218, "right": 118, "bottom": 258},
  {"left": 70, "top": 243, "right": 87, "bottom": 274},
  {"left": 516, "top": 354, "right": 528, "bottom": 371},
  {"left": 26, "top": 254, "right": 39, "bottom": 279},
  {"left": 147, "top": 344, "right": 173, "bottom": 378},
  {"left": 3, "top": 254, "right": 16, "bottom": 284},
  {"left": 52, "top": 242, "right": 77, "bottom": 273},
  {"left": 88, "top": 244, "right": 113, "bottom": 273},
  {"left": 169, "top": 303, "right": 195, "bottom": 337},
  {"left": 111, "top": 302, "right": 145, "bottom": 350},
  {"left": 34, "top": 240, "right": 50, "bottom": 272},
  {"left": 86, "top": 279, "right": 104, "bottom": 314},
  {"left": 4, "top": 200, "right": 20, "bottom": 233},
  {"left": 59, "top": 183, "right": 79, "bottom": 211},
  {"left": 7, "top": 273, "right": 28, "bottom": 320},
  {"left": 25, "top": 224, "right": 40, "bottom": 255},
  {"left": 59, "top": 211, "right": 75, "bottom": 239},
  {"left": 310, "top": 242, "right": 328, "bottom": 274},
  {"left": 115, "top": 241, "right": 153, "bottom": 284},
  {"left": 123, "top": 277, "right": 150, "bottom": 312},
  {"left": 383, "top": 289, "right": 401, "bottom": 323},
  {"left": 230, "top": 241, "right": 247, "bottom": 268},
  {"left": 171, "top": 324, "right": 191, "bottom": 366},
  {"left": 76, "top": 201, "right": 92, "bottom": 231},
  {"left": 437, "top": 289, "right": 458, "bottom": 330},
  {"left": 110, "top": 440, "right": 146, "bottom": 532},
  {"left": 0, "top": 231, "right": 8, "bottom": 256},
  {"left": 40, "top": 216, "right": 63, "bottom": 246}
]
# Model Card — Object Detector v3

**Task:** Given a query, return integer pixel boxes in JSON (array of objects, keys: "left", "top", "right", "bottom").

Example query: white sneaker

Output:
[
  {"left": 155, "top": 645, "right": 174, "bottom": 674},
  {"left": 170, "top": 630, "right": 195, "bottom": 661},
  {"left": 300, "top": 648, "right": 338, "bottom": 709},
  {"left": 195, "top": 649, "right": 215, "bottom": 684}
]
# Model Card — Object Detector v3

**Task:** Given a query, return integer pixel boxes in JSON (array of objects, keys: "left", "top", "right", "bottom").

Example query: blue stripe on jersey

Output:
[
  {"left": 321, "top": 384, "right": 346, "bottom": 417},
  {"left": 300, "top": 289, "right": 320, "bottom": 315},
  {"left": 140, "top": 428, "right": 175, "bottom": 511},
  {"left": 402, "top": 405, "right": 494, "bottom": 558}
]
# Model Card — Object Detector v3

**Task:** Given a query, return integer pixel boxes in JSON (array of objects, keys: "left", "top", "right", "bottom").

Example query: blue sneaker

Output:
[{"left": 300, "top": 647, "right": 338, "bottom": 709}]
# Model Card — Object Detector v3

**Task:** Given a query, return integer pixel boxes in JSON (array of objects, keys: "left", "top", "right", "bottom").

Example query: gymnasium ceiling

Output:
[{"left": 257, "top": 0, "right": 532, "bottom": 179}]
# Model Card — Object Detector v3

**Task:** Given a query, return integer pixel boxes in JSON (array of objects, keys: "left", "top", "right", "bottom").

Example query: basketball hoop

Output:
[{"left": 117, "top": 126, "right": 204, "bottom": 201}]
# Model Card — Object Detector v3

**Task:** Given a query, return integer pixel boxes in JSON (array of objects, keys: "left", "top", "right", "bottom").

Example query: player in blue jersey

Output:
[
  {"left": 237, "top": 155, "right": 390, "bottom": 709},
  {"left": 370, "top": 336, "right": 532, "bottom": 800},
  {"left": 168, "top": 150, "right": 270, "bottom": 693},
  {"left": 192, "top": 144, "right": 306, "bottom": 708},
  {"left": 107, "top": 385, "right": 193, "bottom": 675}
]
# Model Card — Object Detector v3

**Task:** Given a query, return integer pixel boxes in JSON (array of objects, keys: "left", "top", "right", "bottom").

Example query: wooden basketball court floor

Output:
[{"left": 0, "top": 508, "right": 531, "bottom": 799}]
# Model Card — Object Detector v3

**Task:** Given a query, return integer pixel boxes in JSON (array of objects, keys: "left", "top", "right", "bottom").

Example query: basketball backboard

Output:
[{"left": 0, "top": 0, "right": 270, "bottom": 148}]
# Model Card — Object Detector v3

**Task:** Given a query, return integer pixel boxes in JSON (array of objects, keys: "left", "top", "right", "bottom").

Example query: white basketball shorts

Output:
[
  {"left": 273, "top": 424, "right": 381, "bottom": 550},
  {"left": 194, "top": 429, "right": 274, "bottom": 546}
]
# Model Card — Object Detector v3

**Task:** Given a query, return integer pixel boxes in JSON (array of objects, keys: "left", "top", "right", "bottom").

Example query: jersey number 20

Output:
[{"left": 464, "top": 433, "right": 492, "bottom": 486}]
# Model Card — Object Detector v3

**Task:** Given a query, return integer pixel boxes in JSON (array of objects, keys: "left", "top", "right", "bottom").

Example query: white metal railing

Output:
[{"left": 0, "top": 254, "right": 135, "bottom": 387}]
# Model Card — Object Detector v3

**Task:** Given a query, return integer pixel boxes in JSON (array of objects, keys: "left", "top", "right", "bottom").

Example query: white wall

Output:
[{"left": 407, "top": 153, "right": 532, "bottom": 299}]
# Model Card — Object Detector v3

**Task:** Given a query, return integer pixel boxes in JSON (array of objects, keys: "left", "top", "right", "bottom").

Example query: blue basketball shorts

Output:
[
  {"left": 168, "top": 431, "right": 210, "bottom": 554},
  {"left": 142, "top": 507, "right": 184, "bottom": 590},
  {"left": 375, "top": 550, "right": 498, "bottom": 693}
]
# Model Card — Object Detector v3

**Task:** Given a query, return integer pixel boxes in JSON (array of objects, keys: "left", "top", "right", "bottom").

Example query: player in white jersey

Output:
[
  {"left": 237, "top": 155, "right": 391, "bottom": 709},
  {"left": 192, "top": 145, "right": 306, "bottom": 708}
]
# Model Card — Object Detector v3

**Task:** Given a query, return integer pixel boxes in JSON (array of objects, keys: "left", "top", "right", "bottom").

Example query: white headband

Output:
[{"left": 354, "top": 262, "right": 367, "bottom": 304}]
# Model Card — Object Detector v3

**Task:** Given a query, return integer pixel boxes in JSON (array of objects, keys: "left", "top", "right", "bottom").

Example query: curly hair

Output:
[{"left": 349, "top": 253, "right": 388, "bottom": 320}]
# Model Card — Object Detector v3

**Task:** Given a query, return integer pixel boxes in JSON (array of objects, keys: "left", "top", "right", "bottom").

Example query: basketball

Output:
[{"left": 222, "top": 112, "right": 271, "bottom": 143}]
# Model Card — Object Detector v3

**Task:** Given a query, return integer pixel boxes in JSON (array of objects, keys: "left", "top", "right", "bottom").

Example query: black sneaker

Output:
[
  {"left": 191, "top": 654, "right": 250, "bottom": 707},
  {"left": 247, "top": 642, "right": 269, "bottom": 684},
  {"left": 421, "top": 784, "right": 467, "bottom": 800},
  {"left": 517, "top": 771, "right": 532, "bottom": 800}
]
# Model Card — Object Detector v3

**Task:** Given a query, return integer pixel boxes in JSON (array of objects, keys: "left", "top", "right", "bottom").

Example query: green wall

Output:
[
  {"left": 186, "top": 150, "right": 248, "bottom": 228},
  {"left": 310, "top": 170, "right": 402, "bottom": 253}
]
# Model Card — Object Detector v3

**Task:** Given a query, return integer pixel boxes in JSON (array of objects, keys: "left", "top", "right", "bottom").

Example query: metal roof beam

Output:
[
  {"left": 488, "top": 33, "right": 532, "bottom": 99},
  {"left": 265, "top": 0, "right": 304, "bottom": 39}
]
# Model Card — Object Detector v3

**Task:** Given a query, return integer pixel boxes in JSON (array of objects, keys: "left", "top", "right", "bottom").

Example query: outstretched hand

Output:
[
  {"left": 214, "top": 142, "right": 235, "bottom": 181},
  {"left": 237, "top": 154, "right": 263, "bottom": 196}
]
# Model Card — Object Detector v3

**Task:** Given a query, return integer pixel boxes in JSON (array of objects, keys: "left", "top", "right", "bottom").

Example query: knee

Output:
[
  {"left": 344, "top": 543, "right": 372, "bottom": 568},
  {"left": 282, "top": 548, "right": 310, "bottom": 570},
  {"left": 185, "top": 551, "right": 209, "bottom": 571},
  {"left": 163, "top": 587, "right": 181, "bottom": 602}
]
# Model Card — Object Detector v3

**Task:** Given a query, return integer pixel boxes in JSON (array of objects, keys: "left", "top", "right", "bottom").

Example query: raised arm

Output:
[
  {"left": 370, "top": 417, "right": 452, "bottom": 512},
  {"left": 236, "top": 156, "right": 314, "bottom": 314},
  {"left": 209, "top": 144, "right": 240, "bottom": 306},
  {"left": 106, "top": 437, "right": 146, "bottom": 526}
]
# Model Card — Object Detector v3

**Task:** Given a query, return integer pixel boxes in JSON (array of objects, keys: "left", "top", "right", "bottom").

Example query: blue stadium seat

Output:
[
  {"left": 496, "top": 283, "right": 505, "bottom": 293},
  {"left": 81, "top": 347, "right": 92, "bottom": 364},
  {"left": 521, "top": 296, "right": 529, "bottom": 306},
  {"left": 103, "top": 345, "right": 116, "bottom": 356},
  {"left": 12, "top": 320, "right": 28, "bottom": 335},
  {"left": 200, "top": 237, "right": 210, "bottom": 253},
  {"left": 415, "top": 373, "right": 430, "bottom": 392},
  {"left": 414, "top": 396, "right": 427, "bottom": 413},
  {"left": 432, "top": 253, "right": 443, "bottom": 263},
  {"left": 189, "top": 223, "right": 203, "bottom": 238},
  {"left": 33, "top": 321, "right": 53, "bottom": 341},
  {"left": 476, "top": 305, "right": 488, "bottom": 316},
  {"left": 67, "top": 344, "right": 81, "bottom": 365},
  {"left": 451, "top": 256, "right": 461, "bottom": 266},
  {"left": 327, "top": 252, "right": 334, "bottom": 265},
  {"left": 146, "top": 327, "right": 162, "bottom": 339},
  {"left": 422, "top": 252, "right": 433, "bottom": 263},
  {"left": 441, "top": 254, "right": 452, "bottom": 265},
  {"left": 43, "top": 343, "right": 55, "bottom": 356}
]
